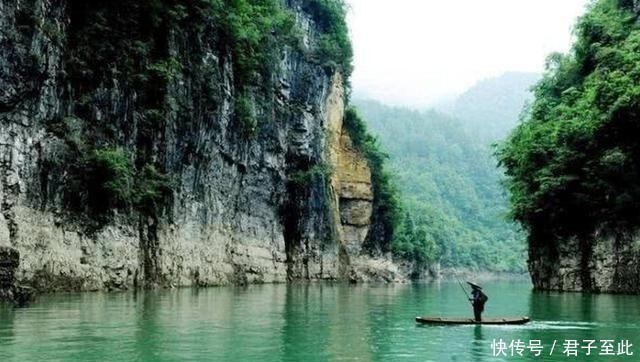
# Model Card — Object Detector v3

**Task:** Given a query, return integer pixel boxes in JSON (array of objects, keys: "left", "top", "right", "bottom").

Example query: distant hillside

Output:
[
  {"left": 439, "top": 72, "right": 540, "bottom": 141},
  {"left": 353, "top": 99, "right": 525, "bottom": 272}
]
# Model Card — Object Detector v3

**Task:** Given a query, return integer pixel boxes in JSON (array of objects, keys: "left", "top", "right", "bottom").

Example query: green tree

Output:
[
  {"left": 355, "top": 99, "right": 526, "bottom": 272},
  {"left": 498, "top": 0, "right": 640, "bottom": 245}
]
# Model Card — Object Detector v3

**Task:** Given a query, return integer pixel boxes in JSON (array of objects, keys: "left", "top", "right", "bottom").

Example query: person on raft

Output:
[{"left": 467, "top": 282, "right": 488, "bottom": 321}]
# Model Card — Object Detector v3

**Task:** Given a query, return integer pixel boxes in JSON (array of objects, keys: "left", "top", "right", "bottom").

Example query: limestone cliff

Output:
[
  {"left": 529, "top": 232, "right": 640, "bottom": 293},
  {"left": 0, "top": 0, "right": 411, "bottom": 292},
  {"left": 513, "top": 0, "right": 640, "bottom": 294},
  {"left": 324, "top": 85, "right": 405, "bottom": 282}
]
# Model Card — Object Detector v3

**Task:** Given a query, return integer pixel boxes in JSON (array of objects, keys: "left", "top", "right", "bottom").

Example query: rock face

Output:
[
  {"left": 0, "top": 246, "right": 33, "bottom": 304},
  {"left": 0, "top": 0, "right": 413, "bottom": 292},
  {"left": 0, "top": 246, "right": 19, "bottom": 299},
  {"left": 529, "top": 232, "right": 640, "bottom": 293},
  {"left": 522, "top": 2, "right": 640, "bottom": 294},
  {"left": 336, "top": 130, "right": 374, "bottom": 255},
  {"left": 326, "top": 83, "right": 374, "bottom": 259}
]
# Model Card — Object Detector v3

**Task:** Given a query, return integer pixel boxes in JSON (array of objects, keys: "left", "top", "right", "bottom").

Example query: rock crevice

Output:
[
  {"left": 0, "top": 0, "right": 415, "bottom": 292},
  {"left": 529, "top": 232, "right": 640, "bottom": 293}
]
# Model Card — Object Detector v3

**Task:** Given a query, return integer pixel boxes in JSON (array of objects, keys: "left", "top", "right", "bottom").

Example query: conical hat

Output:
[{"left": 467, "top": 281, "right": 482, "bottom": 290}]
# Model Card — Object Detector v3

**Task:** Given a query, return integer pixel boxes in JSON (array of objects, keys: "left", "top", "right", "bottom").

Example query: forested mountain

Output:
[
  {"left": 354, "top": 99, "right": 525, "bottom": 272},
  {"left": 498, "top": 0, "right": 640, "bottom": 292},
  {"left": 438, "top": 72, "right": 540, "bottom": 142}
]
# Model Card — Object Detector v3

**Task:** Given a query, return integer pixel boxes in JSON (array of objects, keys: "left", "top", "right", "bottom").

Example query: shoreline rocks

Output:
[
  {"left": 528, "top": 232, "right": 640, "bottom": 294},
  {"left": 0, "top": 246, "right": 34, "bottom": 306},
  {"left": 0, "top": 246, "right": 19, "bottom": 300}
]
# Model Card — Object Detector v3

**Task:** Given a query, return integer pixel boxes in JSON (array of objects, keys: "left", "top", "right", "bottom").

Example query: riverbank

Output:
[{"left": 438, "top": 267, "right": 530, "bottom": 282}]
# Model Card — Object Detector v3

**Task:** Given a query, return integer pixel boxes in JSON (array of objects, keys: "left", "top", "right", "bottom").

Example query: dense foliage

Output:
[
  {"left": 86, "top": 149, "right": 171, "bottom": 214},
  {"left": 53, "top": 0, "right": 354, "bottom": 221},
  {"left": 65, "top": 0, "right": 304, "bottom": 88},
  {"left": 343, "top": 108, "right": 401, "bottom": 254},
  {"left": 498, "top": 0, "right": 640, "bottom": 243},
  {"left": 303, "top": 0, "right": 353, "bottom": 77},
  {"left": 356, "top": 99, "right": 525, "bottom": 272}
]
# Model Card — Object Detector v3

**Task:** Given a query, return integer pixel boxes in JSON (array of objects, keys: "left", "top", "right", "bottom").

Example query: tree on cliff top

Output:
[{"left": 498, "top": 0, "right": 640, "bottom": 243}]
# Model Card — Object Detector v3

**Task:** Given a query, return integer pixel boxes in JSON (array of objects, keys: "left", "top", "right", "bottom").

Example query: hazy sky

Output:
[{"left": 347, "top": 0, "right": 591, "bottom": 107}]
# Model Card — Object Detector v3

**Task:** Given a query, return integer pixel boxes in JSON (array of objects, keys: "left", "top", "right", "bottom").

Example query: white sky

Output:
[{"left": 347, "top": 0, "right": 591, "bottom": 107}]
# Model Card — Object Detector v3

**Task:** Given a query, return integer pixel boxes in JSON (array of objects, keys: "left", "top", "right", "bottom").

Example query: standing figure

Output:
[{"left": 468, "top": 282, "right": 488, "bottom": 322}]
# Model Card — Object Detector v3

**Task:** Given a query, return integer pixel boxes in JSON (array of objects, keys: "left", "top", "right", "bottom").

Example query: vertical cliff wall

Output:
[
  {"left": 324, "top": 85, "right": 404, "bottom": 281},
  {"left": 0, "top": 0, "right": 410, "bottom": 292},
  {"left": 529, "top": 232, "right": 640, "bottom": 293},
  {"left": 498, "top": 0, "right": 640, "bottom": 293}
]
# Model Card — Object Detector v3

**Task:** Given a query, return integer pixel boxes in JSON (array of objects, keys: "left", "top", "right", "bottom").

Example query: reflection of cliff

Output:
[
  {"left": 527, "top": 289, "right": 640, "bottom": 325},
  {"left": 326, "top": 286, "right": 373, "bottom": 361},
  {"left": 281, "top": 284, "right": 329, "bottom": 360},
  {"left": 280, "top": 284, "right": 382, "bottom": 361},
  {"left": 0, "top": 302, "right": 15, "bottom": 351},
  {"left": 524, "top": 290, "right": 640, "bottom": 351}
]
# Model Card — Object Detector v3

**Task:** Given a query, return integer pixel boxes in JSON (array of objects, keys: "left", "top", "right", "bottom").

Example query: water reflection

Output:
[
  {"left": 0, "top": 305, "right": 15, "bottom": 360},
  {"left": 281, "top": 283, "right": 327, "bottom": 361},
  {"left": 472, "top": 325, "right": 485, "bottom": 361},
  {"left": 134, "top": 291, "right": 161, "bottom": 361},
  {"left": 1, "top": 281, "right": 639, "bottom": 361}
]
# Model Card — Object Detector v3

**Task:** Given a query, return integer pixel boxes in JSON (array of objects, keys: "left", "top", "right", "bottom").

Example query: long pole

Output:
[{"left": 456, "top": 277, "right": 472, "bottom": 305}]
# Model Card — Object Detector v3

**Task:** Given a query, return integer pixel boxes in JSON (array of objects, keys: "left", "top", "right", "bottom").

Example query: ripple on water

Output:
[{"left": 1, "top": 281, "right": 639, "bottom": 361}]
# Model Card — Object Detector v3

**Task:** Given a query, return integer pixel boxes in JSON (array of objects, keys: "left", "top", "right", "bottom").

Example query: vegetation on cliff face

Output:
[
  {"left": 45, "top": 0, "right": 407, "bottom": 264},
  {"left": 498, "top": 0, "right": 640, "bottom": 244},
  {"left": 3, "top": 0, "right": 429, "bottom": 289},
  {"left": 342, "top": 106, "right": 451, "bottom": 269},
  {"left": 53, "top": 0, "right": 355, "bottom": 220},
  {"left": 303, "top": 0, "right": 354, "bottom": 77},
  {"left": 343, "top": 108, "right": 401, "bottom": 255},
  {"left": 344, "top": 106, "right": 446, "bottom": 268}
]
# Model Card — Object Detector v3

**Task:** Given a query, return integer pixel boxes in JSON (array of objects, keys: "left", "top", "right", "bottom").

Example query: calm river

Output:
[{"left": 1, "top": 281, "right": 639, "bottom": 361}]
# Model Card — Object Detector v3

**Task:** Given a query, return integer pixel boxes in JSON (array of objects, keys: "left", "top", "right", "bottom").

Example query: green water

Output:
[{"left": 1, "top": 281, "right": 639, "bottom": 361}]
